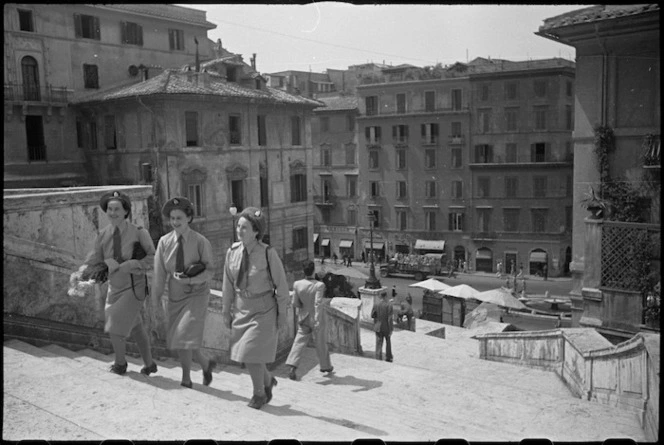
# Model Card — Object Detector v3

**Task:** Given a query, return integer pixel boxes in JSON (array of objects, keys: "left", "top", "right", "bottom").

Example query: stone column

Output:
[{"left": 358, "top": 285, "right": 387, "bottom": 328}]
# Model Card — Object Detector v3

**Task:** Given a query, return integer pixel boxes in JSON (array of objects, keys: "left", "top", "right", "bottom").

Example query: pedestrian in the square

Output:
[
  {"left": 285, "top": 260, "right": 333, "bottom": 381},
  {"left": 462, "top": 260, "right": 467, "bottom": 273},
  {"left": 361, "top": 251, "right": 366, "bottom": 264},
  {"left": 543, "top": 264, "right": 548, "bottom": 281},
  {"left": 397, "top": 294, "right": 414, "bottom": 330},
  {"left": 391, "top": 285, "right": 397, "bottom": 300},
  {"left": 332, "top": 253, "right": 338, "bottom": 264},
  {"left": 371, "top": 291, "right": 393, "bottom": 362}
]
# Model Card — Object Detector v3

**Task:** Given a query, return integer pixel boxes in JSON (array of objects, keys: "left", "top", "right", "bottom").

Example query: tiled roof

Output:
[
  {"left": 539, "top": 4, "right": 658, "bottom": 31},
  {"left": 314, "top": 95, "right": 359, "bottom": 112},
  {"left": 70, "top": 70, "right": 323, "bottom": 107},
  {"left": 96, "top": 4, "right": 217, "bottom": 29},
  {"left": 463, "top": 57, "right": 574, "bottom": 74}
]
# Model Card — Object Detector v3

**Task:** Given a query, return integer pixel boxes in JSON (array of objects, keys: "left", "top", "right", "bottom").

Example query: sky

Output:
[{"left": 182, "top": 3, "right": 583, "bottom": 74}]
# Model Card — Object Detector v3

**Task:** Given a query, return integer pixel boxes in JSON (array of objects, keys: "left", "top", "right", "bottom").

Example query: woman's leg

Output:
[
  {"left": 192, "top": 348, "right": 209, "bottom": 370},
  {"left": 130, "top": 321, "right": 154, "bottom": 367},
  {"left": 109, "top": 333, "right": 127, "bottom": 365},
  {"left": 245, "top": 363, "right": 266, "bottom": 396},
  {"left": 178, "top": 349, "right": 193, "bottom": 384},
  {"left": 262, "top": 363, "right": 272, "bottom": 387}
]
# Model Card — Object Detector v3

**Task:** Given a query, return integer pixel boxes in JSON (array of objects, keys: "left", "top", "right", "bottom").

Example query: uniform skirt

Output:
[
  {"left": 105, "top": 273, "right": 147, "bottom": 337},
  {"left": 230, "top": 290, "right": 278, "bottom": 363},
  {"left": 166, "top": 281, "right": 210, "bottom": 350}
]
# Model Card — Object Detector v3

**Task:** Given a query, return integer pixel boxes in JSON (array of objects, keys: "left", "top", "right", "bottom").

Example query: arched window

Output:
[{"left": 21, "top": 56, "right": 40, "bottom": 100}]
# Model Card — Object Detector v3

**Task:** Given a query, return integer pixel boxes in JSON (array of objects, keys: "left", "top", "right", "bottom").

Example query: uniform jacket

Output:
[{"left": 292, "top": 278, "right": 327, "bottom": 328}]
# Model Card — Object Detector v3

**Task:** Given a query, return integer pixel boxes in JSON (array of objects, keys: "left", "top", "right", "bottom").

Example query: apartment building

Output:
[{"left": 4, "top": 3, "right": 216, "bottom": 187}]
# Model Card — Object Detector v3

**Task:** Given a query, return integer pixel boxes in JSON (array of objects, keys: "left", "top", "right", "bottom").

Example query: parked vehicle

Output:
[{"left": 379, "top": 253, "right": 442, "bottom": 281}]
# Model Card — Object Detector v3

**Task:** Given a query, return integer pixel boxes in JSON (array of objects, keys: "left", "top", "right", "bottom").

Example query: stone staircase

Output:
[{"left": 3, "top": 322, "right": 646, "bottom": 442}]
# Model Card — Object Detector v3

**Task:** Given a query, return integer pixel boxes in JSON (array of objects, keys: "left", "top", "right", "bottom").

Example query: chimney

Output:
[
  {"left": 216, "top": 38, "right": 223, "bottom": 58},
  {"left": 194, "top": 37, "right": 200, "bottom": 72},
  {"left": 251, "top": 53, "right": 256, "bottom": 70}
]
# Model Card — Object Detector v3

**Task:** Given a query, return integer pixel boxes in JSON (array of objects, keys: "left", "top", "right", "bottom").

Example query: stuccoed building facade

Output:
[
  {"left": 3, "top": 3, "right": 217, "bottom": 188},
  {"left": 70, "top": 55, "right": 321, "bottom": 280}
]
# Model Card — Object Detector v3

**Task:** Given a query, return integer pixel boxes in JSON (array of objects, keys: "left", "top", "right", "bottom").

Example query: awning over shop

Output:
[
  {"left": 339, "top": 240, "right": 353, "bottom": 248},
  {"left": 364, "top": 241, "right": 385, "bottom": 250},
  {"left": 321, "top": 238, "right": 330, "bottom": 247},
  {"left": 530, "top": 251, "right": 547, "bottom": 262},
  {"left": 414, "top": 239, "right": 445, "bottom": 251},
  {"left": 476, "top": 249, "right": 493, "bottom": 259},
  {"left": 313, "top": 233, "right": 319, "bottom": 243}
]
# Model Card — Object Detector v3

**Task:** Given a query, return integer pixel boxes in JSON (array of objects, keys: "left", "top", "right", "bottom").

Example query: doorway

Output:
[{"left": 25, "top": 115, "right": 46, "bottom": 161}]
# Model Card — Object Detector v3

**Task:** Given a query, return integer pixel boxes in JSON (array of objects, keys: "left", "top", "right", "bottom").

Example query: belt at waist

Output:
[{"left": 236, "top": 288, "right": 274, "bottom": 300}]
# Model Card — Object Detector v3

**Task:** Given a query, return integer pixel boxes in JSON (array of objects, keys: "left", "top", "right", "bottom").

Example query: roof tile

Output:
[{"left": 539, "top": 4, "right": 658, "bottom": 31}]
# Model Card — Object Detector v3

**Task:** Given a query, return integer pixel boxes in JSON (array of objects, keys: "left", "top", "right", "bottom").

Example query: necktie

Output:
[
  {"left": 113, "top": 227, "right": 122, "bottom": 262},
  {"left": 176, "top": 235, "right": 185, "bottom": 273},
  {"left": 237, "top": 248, "right": 249, "bottom": 289}
]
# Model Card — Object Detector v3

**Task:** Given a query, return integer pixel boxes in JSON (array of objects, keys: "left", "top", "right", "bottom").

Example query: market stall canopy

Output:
[
  {"left": 313, "top": 233, "right": 319, "bottom": 243},
  {"left": 439, "top": 284, "right": 479, "bottom": 300},
  {"left": 364, "top": 241, "right": 385, "bottom": 250},
  {"left": 414, "top": 239, "right": 445, "bottom": 251},
  {"left": 409, "top": 278, "right": 451, "bottom": 291},
  {"left": 339, "top": 240, "right": 353, "bottom": 248},
  {"left": 529, "top": 251, "right": 547, "bottom": 262},
  {"left": 321, "top": 238, "right": 330, "bottom": 247},
  {"left": 474, "top": 287, "right": 528, "bottom": 310}
]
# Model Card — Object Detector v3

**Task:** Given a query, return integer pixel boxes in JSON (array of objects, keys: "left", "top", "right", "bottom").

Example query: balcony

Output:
[
  {"left": 421, "top": 137, "right": 439, "bottom": 146},
  {"left": 4, "top": 83, "right": 70, "bottom": 104},
  {"left": 365, "top": 140, "right": 382, "bottom": 149},
  {"left": 314, "top": 194, "right": 337, "bottom": 207},
  {"left": 471, "top": 231, "right": 497, "bottom": 241},
  {"left": 642, "top": 134, "right": 660, "bottom": 169},
  {"left": 449, "top": 136, "right": 464, "bottom": 145}
]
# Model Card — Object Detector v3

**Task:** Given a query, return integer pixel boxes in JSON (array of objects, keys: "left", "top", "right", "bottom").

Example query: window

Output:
[
  {"left": 368, "top": 150, "right": 379, "bottom": 169},
  {"left": 185, "top": 111, "right": 198, "bottom": 147},
  {"left": 25, "top": 115, "right": 46, "bottom": 161},
  {"left": 229, "top": 115, "right": 241, "bottom": 145},
  {"left": 475, "top": 144, "right": 493, "bottom": 163},
  {"left": 506, "top": 143, "right": 517, "bottom": 163},
  {"left": 505, "top": 177, "right": 518, "bottom": 198},
  {"left": 347, "top": 176, "right": 357, "bottom": 197},
  {"left": 320, "top": 116, "right": 329, "bottom": 132},
  {"left": 480, "top": 84, "right": 490, "bottom": 101},
  {"left": 290, "top": 173, "right": 307, "bottom": 202},
  {"left": 425, "top": 91, "right": 435, "bottom": 112},
  {"left": 531, "top": 143, "right": 547, "bottom": 162},
  {"left": 74, "top": 14, "right": 100, "bottom": 40},
  {"left": 121, "top": 21, "right": 143, "bottom": 45},
  {"left": 503, "top": 209, "right": 520, "bottom": 232},
  {"left": 226, "top": 67, "right": 237, "bottom": 82},
  {"left": 533, "top": 176, "right": 547, "bottom": 198},
  {"left": 477, "top": 208, "right": 491, "bottom": 232},
  {"left": 566, "top": 175, "right": 573, "bottom": 197},
  {"left": 451, "top": 121, "right": 462, "bottom": 137},
  {"left": 257, "top": 115, "right": 267, "bottom": 146},
  {"left": 396, "top": 93, "right": 406, "bottom": 113},
  {"left": 565, "top": 206, "right": 572, "bottom": 232},
  {"left": 292, "top": 227, "right": 307, "bottom": 250},
  {"left": 478, "top": 109, "right": 491, "bottom": 133},
  {"left": 449, "top": 212, "right": 464, "bottom": 231},
  {"left": 370, "top": 182, "right": 380, "bottom": 198},
  {"left": 187, "top": 183, "right": 204, "bottom": 217},
  {"left": 345, "top": 144, "right": 356, "bottom": 165},
  {"left": 369, "top": 209, "right": 381, "bottom": 228},
  {"left": 169, "top": 29, "right": 184, "bottom": 50},
  {"left": 231, "top": 179, "right": 245, "bottom": 211},
  {"left": 89, "top": 121, "right": 98, "bottom": 150},
  {"left": 365, "top": 126, "right": 381, "bottom": 144},
  {"left": 396, "top": 149, "right": 407, "bottom": 169},
  {"left": 83, "top": 64, "right": 99, "bottom": 89},
  {"left": 392, "top": 125, "right": 409, "bottom": 143},
  {"left": 396, "top": 181, "right": 407, "bottom": 199},
  {"left": 451, "top": 148, "right": 462, "bottom": 168},
  {"left": 321, "top": 147, "right": 331, "bottom": 166},
  {"left": 451, "top": 89, "right": 462, "bottom": 110},
  {"left": 532, "top": 209, "right": 548, "bottom": 233},
  {"left": 505, "top": 107, "right": 518, "bottom": 132},
  {"left": 505, "top": 82, "right": 518, "bottom": 100},
  {"left": 21, "top": 56, "right": 40, "bottom": 100},
  {"left": 534, "top": 80, "right": 547, "bottom": 98},
  {"left": 348, "top": 208, "right": 357, "bottom": 226},
  {"left": 321, "top": 208, "right": 331, "bottom": 224},
  {"left": 260, "top": 170, "right": 268, "bottom": 207},
  {"left": 397, "top": 210, "right": 407, "bottom": 231},
  {"left": 425, "top": 211, "right": 436, "bottom": 231},
  {"left": 76, "top": 118, "right": 85, "bottom": 148},
  {"left": 18, "top": 9, "right": 34, "bottom": 32},
  {"left": 425, "top": 149, "right": 436, "bottom": 168},
  {"left": 425, "top": 181, "right": 437, "bottom": 198},
  {"left": 477, "top": 177, "right": 490, "bottom": 198},
  {"left": 366, "top": 96, "right": 378, "bottom": 115},
  {"left": 421, "top": 123, "right": 439, "bottom": 144},
  {"left": 346, "top": 114, "right": 355, "bottom": 131},
  {"left": 450, "top": 180, "right": 462, "bottom": 199},
  {"left": 566, "top": 80, "right": 573, "bottom": 97},
  {"left": 565, "top": 105, "right": 573, "bottom": 130},
  {"left": 291, "top": 116, "right": 301, "bottom": 145},
  {"left": 534, "top": 106, "right": 548, "bottom": 130}
]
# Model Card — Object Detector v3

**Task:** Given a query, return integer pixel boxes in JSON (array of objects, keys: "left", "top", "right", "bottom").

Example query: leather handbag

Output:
[{"left": 183, "top": 262, "right": 206, "bottom": 278}]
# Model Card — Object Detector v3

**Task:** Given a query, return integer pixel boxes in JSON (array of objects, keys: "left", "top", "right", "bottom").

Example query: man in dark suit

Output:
[{"left": 371, "top": 291, "right": 393, "bottom": 362}]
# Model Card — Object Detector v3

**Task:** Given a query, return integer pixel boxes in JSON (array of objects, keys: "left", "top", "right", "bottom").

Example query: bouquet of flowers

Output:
[{"left": 67, "top": 262, "right": 108, "bottom": 298}]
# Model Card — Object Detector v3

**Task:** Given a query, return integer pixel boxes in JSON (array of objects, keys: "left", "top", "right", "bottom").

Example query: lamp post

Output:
[
  {"left": 229, "top": 204, "right": 237, "bottom": 243},
  {"left": 365, "top": 211, "right": 381, "bottom": 289}
]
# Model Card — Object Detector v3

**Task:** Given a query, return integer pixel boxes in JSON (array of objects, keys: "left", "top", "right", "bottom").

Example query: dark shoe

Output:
[
  {"left": 287, "top": 366, "right": 297, "bottom": 381},
  {"left": 109, "top": 362, "right": 127, "bottom": 375},
  {"left": 180, "top": 381, "right": 193, "bottom": 388},
  {"left": 320, "top": 366, "right": 334, "bottom": 373},
  {"left": 203, "top": 360, "right": 216, "bottom": 386},
  {"left": 140, "top": 362, "right": 158, "bottom": 376},
  {"left": 265, "top": 377, "right": 278, "bottom": 404},
  {"left": 248, "top": 393, "right": 267, "bottom": 409},
  {"left": 386, "top": 358, "right": 393, "bottom": 363}
]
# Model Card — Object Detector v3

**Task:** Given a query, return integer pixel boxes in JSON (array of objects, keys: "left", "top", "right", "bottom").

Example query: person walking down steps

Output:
[
  {"left": 372, "top": 291, "right": 394, "bottom": 362},
  {"left": 285, "top": 260, "right": 334, "bottom": 381}
]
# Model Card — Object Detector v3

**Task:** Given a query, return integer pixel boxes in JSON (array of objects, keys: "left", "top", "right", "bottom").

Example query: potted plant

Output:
[{"left": 580, "top": 185, "right": 610, "bottom": 219}]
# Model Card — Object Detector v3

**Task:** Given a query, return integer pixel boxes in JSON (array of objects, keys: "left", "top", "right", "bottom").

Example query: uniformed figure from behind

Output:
[
  {"left": 285, "top": 261, "right": 334, "bottom": 381},
  {"left": 372, "top": 291, "right": 394, "bottom": 362}
]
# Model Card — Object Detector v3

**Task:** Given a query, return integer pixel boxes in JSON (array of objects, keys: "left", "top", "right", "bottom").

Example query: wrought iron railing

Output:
[{"left": 4, "top": 83, "right": 70, "bottom": 103}]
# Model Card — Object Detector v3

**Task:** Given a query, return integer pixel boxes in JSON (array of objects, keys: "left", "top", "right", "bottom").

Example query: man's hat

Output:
[
  {"left": 162, "top": 196, "right": 194, "bottom": 218},
  {"left": 99, "top": 190, "right": 131, "bottom": 215}
]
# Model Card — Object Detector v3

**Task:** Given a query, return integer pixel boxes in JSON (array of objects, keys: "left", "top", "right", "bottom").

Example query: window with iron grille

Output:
[
  {"left": 83, "top": 64, "right": 99, "bottom": 89},
  {"left": 451, "top": 148, "right": 462, "bottom": 168},
  {"left": 365, "top": 126, "right": 382, "bottom": 144},
  {"left": 347, "top": 176, "right": 357, "bottom": 197},
  {"left": 290, "top": 173, "right": 307, "bottom": 202},
  {"left": 292, "top": 227, "right": 307, "bottom": 250},
  {"left": 478, "top": 109, "right": 491, "bottom": 133},
  {"left": 229, "top": 114, "right": 241, "bottom": 145},
  {"left": 185, "top": 111, "right": 198, "bottom": 147},
  {"left": 187, "top": 183, "right": 204, "bottom": 217},
  {"left": 477, "top": 177, "right": 490, "bottom": 198},
  {"left": 257, "top": 115, "right": 267, "bottom": 146},
  {"left": 425, "top": 211, "right": 436, "bottom": 231},
  {"left": 291, "top": 116, "right": 301, "bottom": 145},
  {"left": 366, "top": 96, "right": 378, "bottom": 115},
  {"left": 506, "top": 143, "right": 517, "bottom": 163},
  {"left": 505, "top": 176, "right": 518, "bottom": 198},
  {"left": 534, "top": 80, "right": 547, "bottom": 98},
  {"left": 370, "top": 181, "right": 380, "bottom": 198},
  {"left": 104, "top": 115, "right": 116, "bottom": 150},
  {"left": 74, "top": 14, "right": 100, "bottom": 40},
  {"left": 392, "top": 125, "right": 409, "bottom": 143},
  {"left": 531, "top": 143, "right": 547, "bottom": 162},
  {"left": 169, "top": 29, "right": 184, "bottom": 50},
  {"left": 421, "top": 123, "right": 439, "bottom": 144},
  {"left": 396, "top": 181, "right": 407, "bottom": 199},
  {"left": 425, "top": 181, "right": 437, "bottom": 198},
  {"left": 452, "top": 180, "right": 463, "bottom": 199},
  {"left": 449, "top": 212, "right": 464, "bottom": 231},
  {"left": 396, "top": 93, "right": 406, "bottom": 113},
  {"left": 534, "top": 106, "right": 548, "bottom": 130},
  {"left": 345, "top": 144, "right": 356, "bottom": 165},
  {"left": 533, "top": 176, "right": 547, "bottom": 198},
  {"left": 475, "top": 144, "right": 493, "bottom": 163},
  {"left": 531, "top": 209, "right": 548, "bottom": 232},
  {"left": 505, "top": 82, "right": 518, "bottom": 100},
  {"left": 397, "top": 210, "right": 407, "bottom": 231},
  {"left": 322, "top": 179, "right": 332, "bottom": 202},
  {"left": 396, "top": 149, "right": 407, "bottom": 169},
  {"left": 121, "top": 21, "right": 143, "bottom": 45},
  {"left": 503, "top": 209, "right": 520, "bottom": 232},
  {"left": 505, "top": 107, "right": 518, "bottom": 132},
  {"left": 451, "top": 121, "right": 462, "bottom": 137},
  {"left": 425, "top": 91, "right": 435, "bottom": 112},
  {"left": 425, "top": 149, "right": 436, "bottom": 169},
  {"left": 348, "top": 208, "right": 357, "bottom": 226},
  {"left": 451, "top": 89, "right": 462, "bottom": 110},
  {"left": 18, "top": 9, "right": 34, "bottom": 32},
  {"left": 369, "top": 150, "right": 379, "bottom": 169}
]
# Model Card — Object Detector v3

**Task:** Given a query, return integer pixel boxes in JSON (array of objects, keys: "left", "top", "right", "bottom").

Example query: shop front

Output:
[
  {"left": 321, "top": 237, "right": 331, "bottom": 258},
  {"left": 339, "top": 239, "right": 354, "bottom": 260},
  {"left": 475, "top": 247, "right": 493, "bottom": 272},
  {"left": 364, "top": 240, "right": 385, "bottom": 263},
  {"left": 528, "top": 249, "right": 547, "bottom": 276}
]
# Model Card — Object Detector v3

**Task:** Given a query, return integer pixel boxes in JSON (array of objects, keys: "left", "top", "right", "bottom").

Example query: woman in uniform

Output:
[
  {"left": 222, "top": 207, "right": 289, "bottom": 409},
  {"left": 152, "top": 197, "right": 216, "bottom": 388},
  {"left": 83, "top": 190, "right": 157, "bottom": 376}
]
